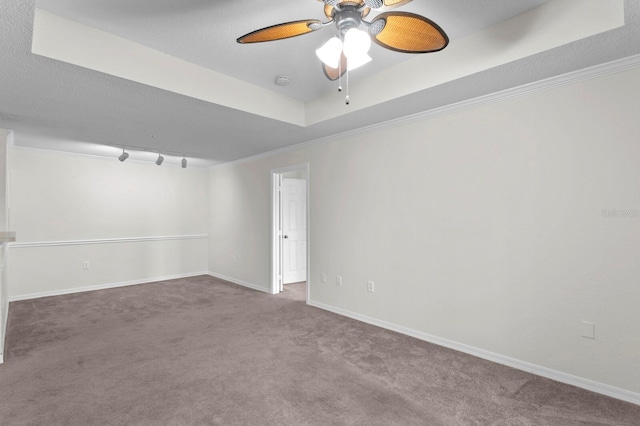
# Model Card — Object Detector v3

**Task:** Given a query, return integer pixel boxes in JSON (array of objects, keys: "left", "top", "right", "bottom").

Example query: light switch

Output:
[{"left": 581, "top": 321, "right": 595, "bottom": 339}]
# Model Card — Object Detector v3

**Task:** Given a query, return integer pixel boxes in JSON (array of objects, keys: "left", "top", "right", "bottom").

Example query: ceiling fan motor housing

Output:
[{"left": 334, "top": 5, "right": 364, "bottom": 37}]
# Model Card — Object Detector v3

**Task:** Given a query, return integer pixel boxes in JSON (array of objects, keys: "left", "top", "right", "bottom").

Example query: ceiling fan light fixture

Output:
[
  {"left": 343, "top": 28, "right": 371, "bottom": 59},
  {"left": 238, "top": 0, "right": 449, "bottom": 93},
  {"left": 316, "top": 36, "right": 343, "bottom": 69},
  {"left": 347, "top": 52, "right": 372, "bottom": 71}
]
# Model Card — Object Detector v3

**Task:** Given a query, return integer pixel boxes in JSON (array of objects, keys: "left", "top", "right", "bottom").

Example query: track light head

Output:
[
  {"left": 118, "top": 150, "right": 129, "bottom": 162},
  {"left": 181, "top": 157, "right": 187, "bottom": 169},
  {"left": 155, "top": 154, "right": 164, "bottom": 166}
]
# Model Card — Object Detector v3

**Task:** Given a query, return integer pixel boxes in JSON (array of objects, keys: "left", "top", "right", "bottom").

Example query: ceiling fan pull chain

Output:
[
  {"left": 345, "top": 68, "right": 350, "bottom": 105},
  {"left": 338, "top": 45, "right": 343, "bottom": 93}
]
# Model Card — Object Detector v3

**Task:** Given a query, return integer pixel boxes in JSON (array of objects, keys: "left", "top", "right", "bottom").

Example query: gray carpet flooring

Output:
[{"left": 0, "top": 276, "right": 638, "bottom": 425}]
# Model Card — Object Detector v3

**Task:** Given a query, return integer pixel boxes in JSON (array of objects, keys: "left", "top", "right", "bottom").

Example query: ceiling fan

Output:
[{"left": 237, "top": 0, "right": 449, "bottom": 85}]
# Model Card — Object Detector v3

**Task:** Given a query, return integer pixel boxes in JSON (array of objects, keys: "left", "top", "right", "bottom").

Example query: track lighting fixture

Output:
[
  {"left": 113, "top": 144, "right": 192, "bottom": 167},
  {"left": 118, "top": 149, "right": 129, "bottom": 162}
]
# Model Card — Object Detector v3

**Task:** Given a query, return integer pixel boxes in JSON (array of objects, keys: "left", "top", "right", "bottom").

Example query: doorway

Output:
[{"left": 271, "top": 164, "right": 309, "bottom": 303}]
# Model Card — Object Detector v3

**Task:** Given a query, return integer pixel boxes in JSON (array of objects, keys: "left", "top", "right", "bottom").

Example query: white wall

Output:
[
  {"left": 0, "top": 129, "right": 7, "bottom": 230},
  {"left": 208, "top": 66, "right": 640, "bottom": 398},
  {"left": 8, "top": 147, "right": 209, "bottom": 299},
  {"left": 0, "top": 129, "right": 10, "bottom": 362}
]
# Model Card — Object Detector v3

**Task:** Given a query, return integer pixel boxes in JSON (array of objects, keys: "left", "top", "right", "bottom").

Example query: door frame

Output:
[{"left": 270, "top": 163, "right": 310, "bottom": 303}]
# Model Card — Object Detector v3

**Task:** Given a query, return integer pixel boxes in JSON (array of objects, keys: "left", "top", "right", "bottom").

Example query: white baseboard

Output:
[
  {"left": 207, "top": 272, "right": 269, "bottom": 293},
  {"left": 308, "top": 299, "right": 640, "bottom": 406},
  {"left": 8, "top": 271, "right": 210, "bottom": 302},
  {"left": 0, "top": 294, "right": 9, "bottom": 364},
  {"left": 0, "top": 302, "right": 7, "bottom": 364}
]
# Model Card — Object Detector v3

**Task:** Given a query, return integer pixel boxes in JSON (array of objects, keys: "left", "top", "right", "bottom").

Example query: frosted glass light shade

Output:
[
  {"left": 347, "top": 53, "right": 372, "bottom": 71},
  {"left": 316, "top": 37, "right": 343, "bottom": 69},
  {"left": 343, "top": 28, "right": 371, "bottom": 59}
]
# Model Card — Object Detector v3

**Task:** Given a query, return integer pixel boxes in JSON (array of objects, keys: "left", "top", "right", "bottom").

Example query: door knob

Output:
[{"left": 283, "top": 235, "right": 289, "bottom": 239}]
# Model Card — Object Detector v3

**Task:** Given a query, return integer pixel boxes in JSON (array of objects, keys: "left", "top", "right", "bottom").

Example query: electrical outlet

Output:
[
  {"left": 367, "top": 280, "right": 374, "bottom": 293},
  {"left": 83, "top": 261, "right": 90, "bottom": 270},
  {"left": 321, "top": 273, "right": 326, "bottom": 283},
  {"left": 336, "top": 276, "right": 342, "bottom": 286}
]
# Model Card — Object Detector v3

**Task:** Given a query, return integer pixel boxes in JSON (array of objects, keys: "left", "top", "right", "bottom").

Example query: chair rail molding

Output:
[{"left": 10, "top": 234, "right": 208, "bottom": 249}]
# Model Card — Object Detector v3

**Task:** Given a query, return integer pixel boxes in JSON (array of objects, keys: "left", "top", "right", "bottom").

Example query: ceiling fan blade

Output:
[
  {"left": 382, "top": 0, "right": 412, "bottom": 9},
  {"left": 363, "top": 0, "right": 383, "bottom": 8},
  {"left": 369, "top": 12, "right": 448, "bottom": 53},
  {"left": 237, "top": 20, "right": 323, "bottom": 44},
  {"left": 322, "top": 54, "right": 347, "bottom": 81}
]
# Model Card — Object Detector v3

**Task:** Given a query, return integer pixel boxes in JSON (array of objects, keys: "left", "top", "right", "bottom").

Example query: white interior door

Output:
[{"left": 282, "top": 178, "right": 307, "bottom": 285}]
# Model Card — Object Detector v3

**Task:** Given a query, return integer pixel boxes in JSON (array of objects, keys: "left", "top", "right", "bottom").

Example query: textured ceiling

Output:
[
  {"left": 0, "top": 0, "right": 639, "bottom": 167},
  {"left": 34, "top": 0, "right": 550, "bottom": 102}
]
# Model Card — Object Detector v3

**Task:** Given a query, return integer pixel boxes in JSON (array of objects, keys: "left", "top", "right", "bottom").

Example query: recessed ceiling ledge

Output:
[
  {"left": 31, "top": 0, "right": 624, "bottom": 129},
  {"left": 31, "top": 8, "right": 306, "bottom": 127}
]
